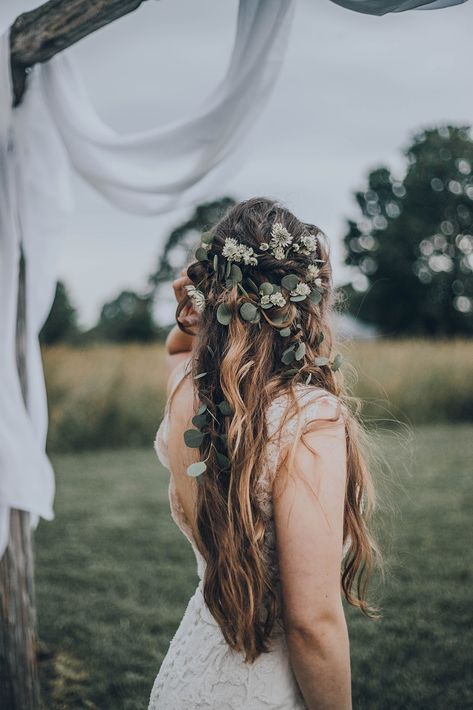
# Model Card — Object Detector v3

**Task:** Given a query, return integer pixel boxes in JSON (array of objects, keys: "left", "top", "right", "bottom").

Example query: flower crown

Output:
[{"left": 182, "top": 222, "right": 343, "bottom": 479}]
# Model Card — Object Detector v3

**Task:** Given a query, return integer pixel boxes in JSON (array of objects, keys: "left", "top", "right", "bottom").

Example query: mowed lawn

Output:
[{"left": 36, "top": 425, "right": 473, "bottom": 709}]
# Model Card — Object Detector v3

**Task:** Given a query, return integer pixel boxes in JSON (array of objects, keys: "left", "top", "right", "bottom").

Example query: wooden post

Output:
[{"left": 0, "top": 248, "right": 40, "bottom": 708}]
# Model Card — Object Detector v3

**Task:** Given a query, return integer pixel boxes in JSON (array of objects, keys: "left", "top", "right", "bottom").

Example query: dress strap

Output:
[{"left": 166, "top": 356, "right": 192, "bottom": 411}]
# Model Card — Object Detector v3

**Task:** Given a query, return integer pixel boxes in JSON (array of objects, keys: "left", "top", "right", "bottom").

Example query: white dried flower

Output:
[
  {"left": 260, "top": 294, "right": 271, "bottom": 306},
  {"left": 299, "top": 234, "right": 318, "bottom": 254},
  {"left": 185, "top": 284, "right": 206, "bottom": 313},
  {"left": 290, "top": 282, "right": 311, "bottom": 298},
  {"left": 260, "top": 242, "right": 270, "bottom": 251},
  {"left": 292, "top": 243, "right": 300, "bottom": 252},
  {"left": 273, "top": 246, "right": 286, "bottom": 261},
  {"left": 314, "top": 277, "right": 323, "bottom": 288},
  {"left": 270, "top": 292, "right": 286, "bottom": 307},
  {"left": 240, "top": 246, "right": 258, "bottom": 266},
  {"left": 222, "top": 237, "right": 241, "bottom": 262},
  {"left": 270, "top": 222, "right": 293, "bottom": 248},
  {"left": 307, "top": 264, "right": 320, "bottom": 282}
]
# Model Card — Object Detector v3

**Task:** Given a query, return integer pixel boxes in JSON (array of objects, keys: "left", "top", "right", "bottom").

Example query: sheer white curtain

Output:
[
  {"left": 0, "top": 0, "right": 295, "bottom": 556},
  {"left": 0, "top": 0, "right": 469, "bottom": 556}
]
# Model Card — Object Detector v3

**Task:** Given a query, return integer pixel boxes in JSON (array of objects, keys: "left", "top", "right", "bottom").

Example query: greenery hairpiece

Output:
[{"left": 183, "top": 225, "right": 343, "bottom": 477}]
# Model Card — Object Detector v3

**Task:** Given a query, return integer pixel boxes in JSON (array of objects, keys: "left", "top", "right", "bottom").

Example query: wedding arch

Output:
[{"left": 0, "top": 0, "right": 468, "bottom": 706}]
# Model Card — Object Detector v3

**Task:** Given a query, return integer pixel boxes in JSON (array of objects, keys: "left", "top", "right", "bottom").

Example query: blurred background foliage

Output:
[
  {"left": 39, "top": 124, "right": 473, "bottom": 451},
  {"left": 342, "top": 125, "right": 473, "bottom": 336}
]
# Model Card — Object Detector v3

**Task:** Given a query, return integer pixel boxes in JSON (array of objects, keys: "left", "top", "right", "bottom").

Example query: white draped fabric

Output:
[
  {"left": 0, "top": 0, "right": 468, "bottom": 557},
  {"left": 0, "top": 0, "right": 295, "bottom": 556}
]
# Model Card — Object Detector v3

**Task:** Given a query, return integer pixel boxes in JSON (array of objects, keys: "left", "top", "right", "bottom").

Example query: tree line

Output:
[{"left": 41, "top": 125, "right": 473, "bottom": 345}]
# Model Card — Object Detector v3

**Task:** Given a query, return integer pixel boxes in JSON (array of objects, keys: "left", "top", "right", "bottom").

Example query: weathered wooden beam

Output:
[
  {"left": 0, "top": 249, "right": 40, "bottom": 709},
  {"left": 10, "top": 0, "right": 148, "bottom": 105}
]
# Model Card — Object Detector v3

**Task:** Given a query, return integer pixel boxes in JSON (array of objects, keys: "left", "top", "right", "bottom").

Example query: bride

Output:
[{"left": 149, "top": 197, "right": 377, "bottom": 709}]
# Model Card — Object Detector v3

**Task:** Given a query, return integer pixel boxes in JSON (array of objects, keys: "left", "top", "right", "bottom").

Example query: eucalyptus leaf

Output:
[
  {"left": 281, "top": 274, "right": 300, "bottom": 291},
  {"left": 270, "top": 314, "right": 286, "bottom": 326},
  {"left": 316, "top": 331, "right": 325, "bottom": 346},
  {"left": 218, "top": 400, "right": 233, "bottom": 416},
  {"left": 225, "top": 259, "right": 232, "bottom": 278},
  {"left": 184, "top": 429, "right": 205, "bottom": 448},
  {"left": 192, "top": 413, "right": 209, "bottom": 428},
  {"left": 195, "top": 246, "right": 209, "bottom": 262},
  {"left": 240, "top": 302, "right": 258, "bottom": 322},
  {"left": 310, "top": 289, "right": 322, "bottom": 305},
  {"left": 279, "top": 327, "right": 291, "bottom": 337},
  {"left": 281, "top": 347, "right": 295, "bottom": 365},
  {"left": 261, "top": 302, "right": 273, "bottom": 310},
  {"left": 237, "top": 283, "right": 249, "bottom": 297},
  {"left": 216, "top": 452, "right": 231, "bottom": 470},
  {"left": 187, "top": 461, "right": 207, "bottom": 477},
  {"left": 230, "top": 264, "right": 243, "bottom": 283},
  {"left": 290, "top": 294, "right": 307, "bottom": 303},
  {"left": 197, "top": 403, "right": 208, "bottom": 415},
  {"left": 283, "top": 368, "right": 300, "bottom": 378},
  {"left": 246, "top": 277, "right": 259, "bottom": 294},
  {"left": 332, "top": 353, "right": 343, "bottom": 372},
  {"left": 314, "top": 356, "right": 329, "bottom": 367},
  {"left": 218, "top": 433, "right": 228, "bottom": 444},
  {"left": 193, "top": 372, "right": 207, "bottom": 380},
  {"left": 217, "top": 302, "right": 232, "bottom": 325},
  {"left": 201, "top": 231, "right": 214, "bottom": 245},
  {"left": 295, "top": 341, "right": 306, "bottom": 361},
  {"left": 213, "top": 254, "right": 219, "bottom": 272},
  {"left": 259, "top": 282, "right": 274, "bottom": 296},
  {"left": 306, "top": 373, "right": 312, "bottom": 385}
]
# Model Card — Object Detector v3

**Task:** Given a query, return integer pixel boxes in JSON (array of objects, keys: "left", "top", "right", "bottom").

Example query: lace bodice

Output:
[{"left": 153, "top": 363, "right": 343, "bottom": 591}]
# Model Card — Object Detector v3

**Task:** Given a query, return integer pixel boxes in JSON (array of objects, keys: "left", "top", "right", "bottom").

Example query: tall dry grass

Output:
[
  {"left": 41, "top": 339, "right": 473, "bottom": 451},
  {"left": 43, "top": 344, "right": 168, "bottom": 452},
  {"left": 345, "top": 339, "right": 473, "bottom": 424}
]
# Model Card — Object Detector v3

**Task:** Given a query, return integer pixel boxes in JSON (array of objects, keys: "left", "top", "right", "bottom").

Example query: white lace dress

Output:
[{"left": 148, "top": 371, "right": 342, "bottom": 710}]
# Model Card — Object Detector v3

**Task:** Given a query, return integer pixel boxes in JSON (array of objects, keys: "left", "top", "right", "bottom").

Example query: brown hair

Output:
[{"left": 177, "top": 197, "right": 377, "bottom": 662}]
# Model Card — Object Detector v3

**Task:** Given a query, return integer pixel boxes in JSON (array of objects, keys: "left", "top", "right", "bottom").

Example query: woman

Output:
[{"left": 149, "top": 198, "right": 377, "bottom": 709}]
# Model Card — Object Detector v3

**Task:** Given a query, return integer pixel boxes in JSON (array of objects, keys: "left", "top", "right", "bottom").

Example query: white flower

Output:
[
  {"left": 241, "top": 246, "right": 258, "bottom": 266},
  {"left": 201, "top": 242, "right": 212, "bottom": 252},
  {"left": 307, "top": 264, "right": 320, "bottom": 282},
  {"left": 270, "top": 222, "right": 293, "bottom": 248},
  {"left": 290, "top": 282, "right": 311, "bottom": 298},
  {"left": 185, "top": 284, "right": 206, "bottom": 313},
  {"left": 222, "top": 237, "right": 241, "bottom": 262},
  {"left": 260, "top": 294, "right": 271, "bottom": 306},
  {"left": 260, "top": 242, "right": 270, "bottom": 251},
  {"left": 314, "top": 277, "right": 323, "bottom": 288},
  {"left": 273, "top": 246, "right": 286, "bottom": 261},
  {"left": 222, "top": 237, "right": 258, "bottom": 266},
  {"left": 292, "top": 243, "right": 300, "bottom": 252},
  {"left": 270, "top": 292, "right": 286, "bottom": 307},
  {"left": 299, "top": 234, "right": 318, "bottom": 254}
]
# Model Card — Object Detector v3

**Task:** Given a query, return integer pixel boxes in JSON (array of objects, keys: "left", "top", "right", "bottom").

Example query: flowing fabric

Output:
[
  {"left": 328, "top": 0, "right": 467, "bottom": 14},
  {"left": 0, "top": 0, "right": 295, "bottom": 556},
  {"left": 0, "top": 0, "right": 469, "bottom": 556}
]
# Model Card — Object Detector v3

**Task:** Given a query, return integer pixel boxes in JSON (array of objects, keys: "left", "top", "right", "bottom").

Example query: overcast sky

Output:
[{"left": 2, "top": 0, "right": 473, "bottom": 326}]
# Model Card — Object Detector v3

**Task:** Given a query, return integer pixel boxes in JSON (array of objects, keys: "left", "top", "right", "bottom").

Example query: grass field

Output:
[
  {"left": 35, "top": 424, "right": 473, "bottom": 709},
  {"left": 41, "top": 339, "right": 473, "bottom": 452}
]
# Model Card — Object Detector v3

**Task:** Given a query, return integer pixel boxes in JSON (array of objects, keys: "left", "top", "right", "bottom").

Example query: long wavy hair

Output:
[{"left": 176, "top": 197, "right": 378, "bottom": 662}]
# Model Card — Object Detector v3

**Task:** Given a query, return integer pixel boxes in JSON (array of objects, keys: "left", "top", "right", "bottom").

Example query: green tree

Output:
[
  {"left": 96, "top": 290, "right": 156, "bottom": 342},
  {"left": 342, "top": 126, "right": 473, "bottom": 336},
  {"left": 39, "top": 280, "right": 79, "bottom": 344}
]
